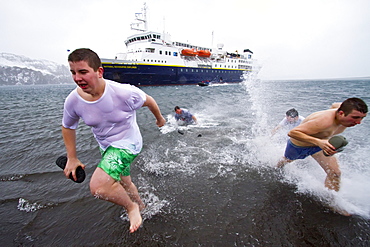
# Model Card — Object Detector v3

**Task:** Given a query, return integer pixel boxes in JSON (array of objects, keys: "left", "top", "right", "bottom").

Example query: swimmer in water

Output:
[
  {"left": 272, "top": 108, "right": 305, "bottom": 137},
  {"left": 174, "top": 106, "right": 198, "bottom": 125}
]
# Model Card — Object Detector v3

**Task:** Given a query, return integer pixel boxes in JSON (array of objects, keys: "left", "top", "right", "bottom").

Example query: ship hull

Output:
[{"left": 102, "top": 62, "right": 248, "bottom": 86}]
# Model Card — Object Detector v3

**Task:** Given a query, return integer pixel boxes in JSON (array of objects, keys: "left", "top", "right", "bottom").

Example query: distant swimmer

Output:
[
  {"left": 174, "top": 106, "right": 198, "bottom": 125},
  {"left": 277, "top": 98, "right": 368, "bottom": 192},
  {"left": 272, "top": 108, "right": 305, "bottom": 137},
  {"left": 62, "top": 48, "right": 166, "bottom": 233}
]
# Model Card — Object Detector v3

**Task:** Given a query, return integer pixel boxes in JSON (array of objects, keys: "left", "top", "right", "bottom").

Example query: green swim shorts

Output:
[{"left": 98, "top": 146, "right": 138, "bottom": 181}]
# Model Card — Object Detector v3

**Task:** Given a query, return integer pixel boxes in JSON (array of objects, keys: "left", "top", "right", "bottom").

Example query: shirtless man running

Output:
[{"left": 277, "top": 98, "right": 368, "bottom": 192}]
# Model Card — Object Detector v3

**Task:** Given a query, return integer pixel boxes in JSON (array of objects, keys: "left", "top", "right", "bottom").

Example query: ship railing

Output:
[{"left": 101, "top": 58, "right": 138, "bottom": 65}]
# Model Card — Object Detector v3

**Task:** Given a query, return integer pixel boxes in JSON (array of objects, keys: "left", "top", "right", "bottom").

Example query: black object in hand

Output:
[
  {"left": 56, "top": 156, "right": 86, "bottom": 183},
  {"left": 323, "top": 135, "right": 348, "bottom": 157}
]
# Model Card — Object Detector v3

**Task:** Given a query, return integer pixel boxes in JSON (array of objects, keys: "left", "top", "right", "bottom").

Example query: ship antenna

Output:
[
  {"left": 130, "top": 3, "right": 147, "bottom": 32},
  {"left": 163, "top": 16, "right": 166, "bottom": 33},
  {"left": 212, "top": 31, "right": 214, "bottom": 47}
]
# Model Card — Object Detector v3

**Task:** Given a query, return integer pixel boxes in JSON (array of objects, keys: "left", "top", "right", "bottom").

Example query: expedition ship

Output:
[{"left": 101, "top": 4, "right": 256, "bottom": 86}]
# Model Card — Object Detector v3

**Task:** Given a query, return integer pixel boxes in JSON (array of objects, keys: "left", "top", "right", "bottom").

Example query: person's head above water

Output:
[
  {"left": 174, "top": 106, "right": 182, "bottom": 114},
  {"left": 286, "top": 108, "right": 298, "bottom": 118},
  {"left": 285, "top": 108, "right": 299, "bottom": 123}
]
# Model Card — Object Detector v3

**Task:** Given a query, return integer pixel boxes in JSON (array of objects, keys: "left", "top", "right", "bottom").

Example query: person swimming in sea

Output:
[{"left": 174, "top": 106, "right": 197, "bottom": 125}]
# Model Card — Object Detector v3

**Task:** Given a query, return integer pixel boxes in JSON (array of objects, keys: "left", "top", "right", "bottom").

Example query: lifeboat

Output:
[
  {"left": 198, "top": 50, "right": 211, "bottom": 57},
  {"left": 181, "top": 49, "right": 198, "bottom": 56}
]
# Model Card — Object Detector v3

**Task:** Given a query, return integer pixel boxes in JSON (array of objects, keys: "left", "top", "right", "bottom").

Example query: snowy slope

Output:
[{"left": 0, "top": 53, "right": 72, "bottom": 85}]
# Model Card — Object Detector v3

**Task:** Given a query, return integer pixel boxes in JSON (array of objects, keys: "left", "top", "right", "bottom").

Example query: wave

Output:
[{"left": 0, "top": 169, "right": 65, "bottom": 182}]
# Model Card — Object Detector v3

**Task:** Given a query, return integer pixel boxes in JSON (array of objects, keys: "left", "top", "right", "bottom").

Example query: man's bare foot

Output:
[
  {"left": 336, "top": 209, "right": 351, "bottom": 217},
  {"left": 128, "top": 203, "right": 142, "bottom": 233},
  {"left": 328, "top": 205, "right": 351, "bottom": 216}
]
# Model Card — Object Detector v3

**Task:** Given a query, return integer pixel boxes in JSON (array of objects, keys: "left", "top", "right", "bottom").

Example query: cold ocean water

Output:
[{"left": 0, "top": 78, "right": 370, "bottom": 246}]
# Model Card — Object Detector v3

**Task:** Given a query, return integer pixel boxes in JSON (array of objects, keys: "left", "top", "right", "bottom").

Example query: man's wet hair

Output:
[
  {"left": 68, "top": 48, "right": 102, "bottom": 71},
  {"left": 338, "top": 98, "right": 368, "bottom": 116},
  {"left": 286, "top": 108, "right": 298, "bottom": 118},
  {"left": 174, "top": 106, "right": 180, "bottom": 111}
]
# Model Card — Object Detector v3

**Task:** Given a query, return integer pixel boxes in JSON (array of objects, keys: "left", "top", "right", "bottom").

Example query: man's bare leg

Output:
[
  {"left": 312, "top": 152, "right": 341, "bottom": 192},
  {"left": 312, "top": 153, "right": 351, "bottom": 216},
  {"left": 277, "top": 157, "right": 293, "bottom": 168},
  {"left": 90, "top": 168, "right": 142, "bottom": 233},
  {"left": 120, "top": 176, "right": 145, "bottom": 211}
]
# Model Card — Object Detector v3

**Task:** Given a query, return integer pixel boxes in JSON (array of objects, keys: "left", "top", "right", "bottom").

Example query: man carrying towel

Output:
[{"left": 277, "top": 98, "right": 368, "bottom": 192}]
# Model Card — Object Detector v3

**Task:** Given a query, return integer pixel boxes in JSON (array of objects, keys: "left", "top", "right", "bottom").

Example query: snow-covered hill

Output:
[{"left": 0, "top": 53, "right": 73, "bottom": 85}]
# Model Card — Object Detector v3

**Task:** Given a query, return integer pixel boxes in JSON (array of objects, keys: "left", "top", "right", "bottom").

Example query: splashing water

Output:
[
  {"left": 241, "top": 78, "right": 370, "bottom": 218},
  {"left": 17, "top": 198, "right": 46, "bottom": 212},
  {"left": 120, "top": 174, "right": 169, "bottom": 222},
  {"left": 3, "top": 83, "right": 370, "bottom": 245}
]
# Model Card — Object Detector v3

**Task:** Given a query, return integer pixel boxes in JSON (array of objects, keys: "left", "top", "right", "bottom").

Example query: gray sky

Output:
[{"left": 1, "top": 0, "right": 369, "bottom": 80}]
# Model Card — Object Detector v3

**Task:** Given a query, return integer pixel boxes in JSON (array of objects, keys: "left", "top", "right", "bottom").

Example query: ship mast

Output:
[{"left": 130, "top": 3, "right": 147, "bottom": 32}]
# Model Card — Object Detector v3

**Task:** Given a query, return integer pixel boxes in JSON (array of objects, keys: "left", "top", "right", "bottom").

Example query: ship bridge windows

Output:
[
  {"left": 146, "top": 48, "right": 155, "bottom": 53},
  {"left": 125, "top": 34, "right": 162, "bottom": 45}
]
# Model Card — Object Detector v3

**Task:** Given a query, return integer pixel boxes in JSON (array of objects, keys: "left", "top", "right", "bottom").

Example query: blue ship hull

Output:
[{"left": 102, "top": 63, "right": 248, "bottom": 86}]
